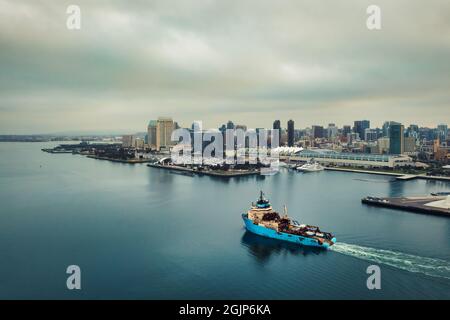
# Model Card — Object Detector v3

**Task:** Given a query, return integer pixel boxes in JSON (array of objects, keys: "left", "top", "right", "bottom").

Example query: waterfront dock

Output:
[
  {"left": 87, "top": 155, "right": 154, "bottom": 163},
  {"left": 395, "top": 174, "right": 420, "bottom": 181},
  {"left": 362, "top": 196, "right": 450, "bottom": 217},
  {"left": 42, "top": 148, "right": 73, "bottom": 154},
  {"left": 147, "top": 163, "right": 260, "bottom": 177},
  {"left": 324, "top": 167, "right": 402, "bottom": 177},
  {"left": 324, "top": 167, "right": 450, "bottom": 182}
]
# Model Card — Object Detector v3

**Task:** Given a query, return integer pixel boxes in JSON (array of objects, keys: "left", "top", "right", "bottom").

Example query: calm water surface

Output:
[{"left": 0, "top": 142, "right": 449, "bottom": 299}]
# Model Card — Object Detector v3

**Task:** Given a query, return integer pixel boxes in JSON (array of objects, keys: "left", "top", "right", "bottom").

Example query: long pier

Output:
[
  {"left": 324, "top": 167, "right": 450, "bottom": 182},
  {"left": 362, "top": 196, "right": 450, "bottom": 217}
]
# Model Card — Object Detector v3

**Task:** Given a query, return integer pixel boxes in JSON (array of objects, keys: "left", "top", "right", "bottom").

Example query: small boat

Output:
[
  {"left": 431, "top": 192, "right": 450, "bottom": 196},
  {"left": 296, "top": 159, "right": 324, "bottom": 172},
  {"left": 242, "top": 192, "right": 336, "bottom": 249}
]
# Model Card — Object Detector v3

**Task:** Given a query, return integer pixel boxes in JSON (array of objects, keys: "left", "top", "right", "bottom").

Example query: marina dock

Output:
[{"left": 362, "top": 196, "right": 450, "bottom": 217}]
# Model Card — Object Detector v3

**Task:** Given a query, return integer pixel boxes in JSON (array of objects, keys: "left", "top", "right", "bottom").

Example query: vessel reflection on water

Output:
[
  {"left": 242, "top": 192, "right": 336, "bottom": 249},
  {"left": 240, "top": 231, "right": 326, "bottom": 265}
]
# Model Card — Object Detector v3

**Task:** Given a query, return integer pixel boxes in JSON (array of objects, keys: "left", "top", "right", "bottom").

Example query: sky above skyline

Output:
[{"left": 1, "top": 0, "right": 449, "bottom": 134}]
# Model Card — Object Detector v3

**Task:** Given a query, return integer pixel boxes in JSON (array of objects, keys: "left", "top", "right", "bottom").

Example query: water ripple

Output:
[{"left": 331, "top": 242, "right": 450, "bottom": 280}]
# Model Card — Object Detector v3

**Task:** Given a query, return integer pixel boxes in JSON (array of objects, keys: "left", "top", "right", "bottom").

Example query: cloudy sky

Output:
[{"left": 0, "top": 0, "right": 449, "bottom": 134}]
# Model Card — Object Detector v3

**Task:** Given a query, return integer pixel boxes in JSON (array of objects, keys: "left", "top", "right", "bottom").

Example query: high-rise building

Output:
[
  {"left": 437, "top": 124, "right": 448, "bottom": 142},
  {"left": 342, "top": 125, "right": 352, "bottom": 137},
  {"left": 156, "top": 117, "right": 174, "bottom": 150},
  {"left": 191, "top": 121, "right": 202, "bottom": 132},
  {"left": 273, "top": 120, "right": 281, "bottom": 146},
  {"left": 135, "top": 138, "right": 145, "bottom": 149},
  {"left": 419, "top": 127, "right": 435, "bottom": 141},
  {"left": 364, "top": 128, "right": 378, "bottom": 142},
  {"left": 377, "top": 137, "right": 390, "bottom": 154},
  {"left": 147, "top": 120, "right": 157, "bottom": 149},
  {"left": 226, "top": 120, "right": 235, "bottom": 130},
  {"left": 403, "top": 136, "right": 416, "bottom": 153},
  {"left": 389, "top": 123, "right": 404, "bottom": 154},
  {"left": 327, "top": 123, "right": 338, "bottom": 139},
  {"left": 122, "top": 135, "right": 135, "bottom": 148},
  {"left": 311, "top": 125, "right": 324, "bottom": 139},
  {"left": 353, "top": 120, "right": 370, "bottom": 141},
  {"left": 273, "top": 120, "right": 281, "bottom": 130},
  {"left": 382, "top": 121, "right": 390, "bottom": 137},
  {"left": 287, "top": 120, "right": 295, "bottom": 147}
]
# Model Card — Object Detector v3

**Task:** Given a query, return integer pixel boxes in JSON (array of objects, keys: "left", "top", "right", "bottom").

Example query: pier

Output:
[
  {"left": 87, "top": 155, "right": 154, "bottom": 164},
  {"left": 147, "top": 163, "right": 260, "bottom": 177},
  {"left": 324, "top": 167, "right": 450, "bottom": 182},
  {"left": 395, "top": 174, "right": 419, "bottom": 181},
  {"left": 362, "top": 196, "right": 450, "bottom": 217}
]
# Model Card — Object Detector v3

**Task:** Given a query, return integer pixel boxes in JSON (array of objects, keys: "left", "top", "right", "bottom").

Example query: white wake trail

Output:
[{"left": 330, "top": 242, "right": 450, "bottom": 280}]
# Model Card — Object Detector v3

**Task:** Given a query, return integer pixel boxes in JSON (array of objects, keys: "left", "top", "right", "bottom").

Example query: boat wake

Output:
[{"left": 330, "top": 242, "right": 450, "bottom": 280}]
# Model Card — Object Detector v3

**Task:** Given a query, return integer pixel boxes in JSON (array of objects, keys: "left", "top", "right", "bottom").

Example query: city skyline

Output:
[
  {"left": 0, "top": 116, "right": 448, "bottom": 136},
  {"left": 1, "top": 0, "right": 450, "bottom": 134}
]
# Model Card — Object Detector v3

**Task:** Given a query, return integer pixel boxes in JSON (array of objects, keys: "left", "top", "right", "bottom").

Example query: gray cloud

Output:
[{"left": 0, "top": 0, "right": 449, "bottom": 134}]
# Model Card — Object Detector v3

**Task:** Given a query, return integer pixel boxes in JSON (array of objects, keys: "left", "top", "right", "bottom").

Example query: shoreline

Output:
[
  {"left": 86, "top": 155, "right": 154, "bottom": 164},
  {"left": 147, "top": 163, "right": 260, "bottom": 177}
]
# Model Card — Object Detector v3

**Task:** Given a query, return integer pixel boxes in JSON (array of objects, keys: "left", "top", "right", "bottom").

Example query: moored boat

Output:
[
  {"left": 431, "top": 191, "right": 450, "bottom": 196},
  {"left": 296, "top": 160, "right": 324, "bottom": 172},
  {"left": 242, "top": 192, "right": 336, "bottom": 249}
]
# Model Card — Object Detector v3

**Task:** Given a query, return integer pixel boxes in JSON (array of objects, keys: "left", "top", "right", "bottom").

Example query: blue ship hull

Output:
[{"left": 242, "top": 214, "right": 335, "bottom": 249}]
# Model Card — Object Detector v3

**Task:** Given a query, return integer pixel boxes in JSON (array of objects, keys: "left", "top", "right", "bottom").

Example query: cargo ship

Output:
[{"left": 242, "top": 192, "right": 336, "bottom": 249}]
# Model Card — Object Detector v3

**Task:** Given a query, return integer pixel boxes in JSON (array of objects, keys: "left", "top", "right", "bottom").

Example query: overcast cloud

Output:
[{"left": 0, "top": 0, "right": 449, "bottom": 134}]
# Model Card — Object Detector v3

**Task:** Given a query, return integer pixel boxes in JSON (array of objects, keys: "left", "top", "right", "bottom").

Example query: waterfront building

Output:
[
  {"left": 353, "top": 120, "right": 370, "bottom": 141},
  {"left": 147, "top": 120, "right": 157, "bottom": 149},
  {"left": 156, "top": 117, "right": 175, "bottom": 151},
  {"left": 389, "top": 122, "right": 404, "bottom": 154},
  {"left": 287, "top": 119, "right": 295, "bottom": 147},
  {"left": 122, "top": 135, "right": 135, "bottom": 148},
  {"left": 282, "top": 149, "right": 412, "bottom": 168}
]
